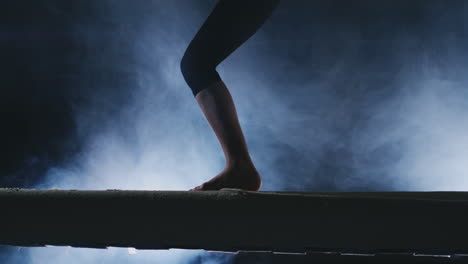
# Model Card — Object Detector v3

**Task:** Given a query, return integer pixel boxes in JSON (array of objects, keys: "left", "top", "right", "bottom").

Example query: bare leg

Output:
[{"left": 191, "top": 81, "right": 261, "bottom": 191}]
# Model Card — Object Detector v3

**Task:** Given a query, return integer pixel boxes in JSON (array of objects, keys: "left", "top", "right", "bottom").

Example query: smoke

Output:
[
  {"left": 23, "top": 0, "right": 236, "bottom": 263},
  {"left": 344, "top": 0, "right": 468, "bottom": 191},
  {"left": 23, "top": 247, "right": 234, "bottom": 264},
  {"left": 36, "top": 0, "right": 222, "bottom": 191},
  {"left": 381, "top": 73, "right": 468, "bottom": 191},
  {"left": 3, "top": 0, "right": 468, "bottom": 263}
]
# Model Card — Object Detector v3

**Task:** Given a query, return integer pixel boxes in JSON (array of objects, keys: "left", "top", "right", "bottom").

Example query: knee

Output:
[
  {"left": 180, "top": 52, "right": 205, "bottom": 85},
  {"left": 180, "top": 52, "right": 221, "bottom": 97},
  {"left": 180, "top": 52, "right": 192, "bottom": 82},
  {"left": 180, "top": 53, "right": 198, "bottom": 93}
]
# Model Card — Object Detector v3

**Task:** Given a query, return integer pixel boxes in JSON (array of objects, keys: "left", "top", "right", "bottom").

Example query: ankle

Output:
[{"left": 226, "top": 156, "right": 255, "bottom": 169}]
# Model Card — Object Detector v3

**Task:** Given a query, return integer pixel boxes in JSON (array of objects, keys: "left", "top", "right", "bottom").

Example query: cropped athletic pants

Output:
[{"left": 181, "top": 0, "right": 280, "bottom": 97}]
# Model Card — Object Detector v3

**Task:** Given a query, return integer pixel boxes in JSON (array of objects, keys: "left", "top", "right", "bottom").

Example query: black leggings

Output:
[{"left": 181, "top": 0, "right": 280, "bottom": 97}]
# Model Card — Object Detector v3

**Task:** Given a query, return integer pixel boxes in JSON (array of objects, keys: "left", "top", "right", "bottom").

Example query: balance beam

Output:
[{"left": 0, "top": 188, "right": 467, "bottom": 255}]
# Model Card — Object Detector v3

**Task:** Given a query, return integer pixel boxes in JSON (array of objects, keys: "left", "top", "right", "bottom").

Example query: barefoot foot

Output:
[{"left": 190, "top": 162, "right": 261, "bottom": 191}]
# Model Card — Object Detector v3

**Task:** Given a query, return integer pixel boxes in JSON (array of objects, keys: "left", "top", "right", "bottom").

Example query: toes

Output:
[
  {"left": 190, "top": 178, "right": 224, "bottom": 191},
  {"left": 189, "top": 185, "right": 203, "bottom": 191}
]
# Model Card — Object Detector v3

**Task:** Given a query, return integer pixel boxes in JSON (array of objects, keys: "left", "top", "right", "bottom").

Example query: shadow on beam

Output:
[{"left": 1, "top": 188, "right": 468, "bottom": 255}]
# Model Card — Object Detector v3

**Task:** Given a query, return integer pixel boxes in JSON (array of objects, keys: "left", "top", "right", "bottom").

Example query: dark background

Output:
[{"left": 1, "top": 0, "right": 468, "bottom": 263}]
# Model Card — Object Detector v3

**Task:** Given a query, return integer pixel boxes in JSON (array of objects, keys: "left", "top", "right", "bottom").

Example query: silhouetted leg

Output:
[{"left": 181, "top": 0, "right": 279, "bottom": 191}]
